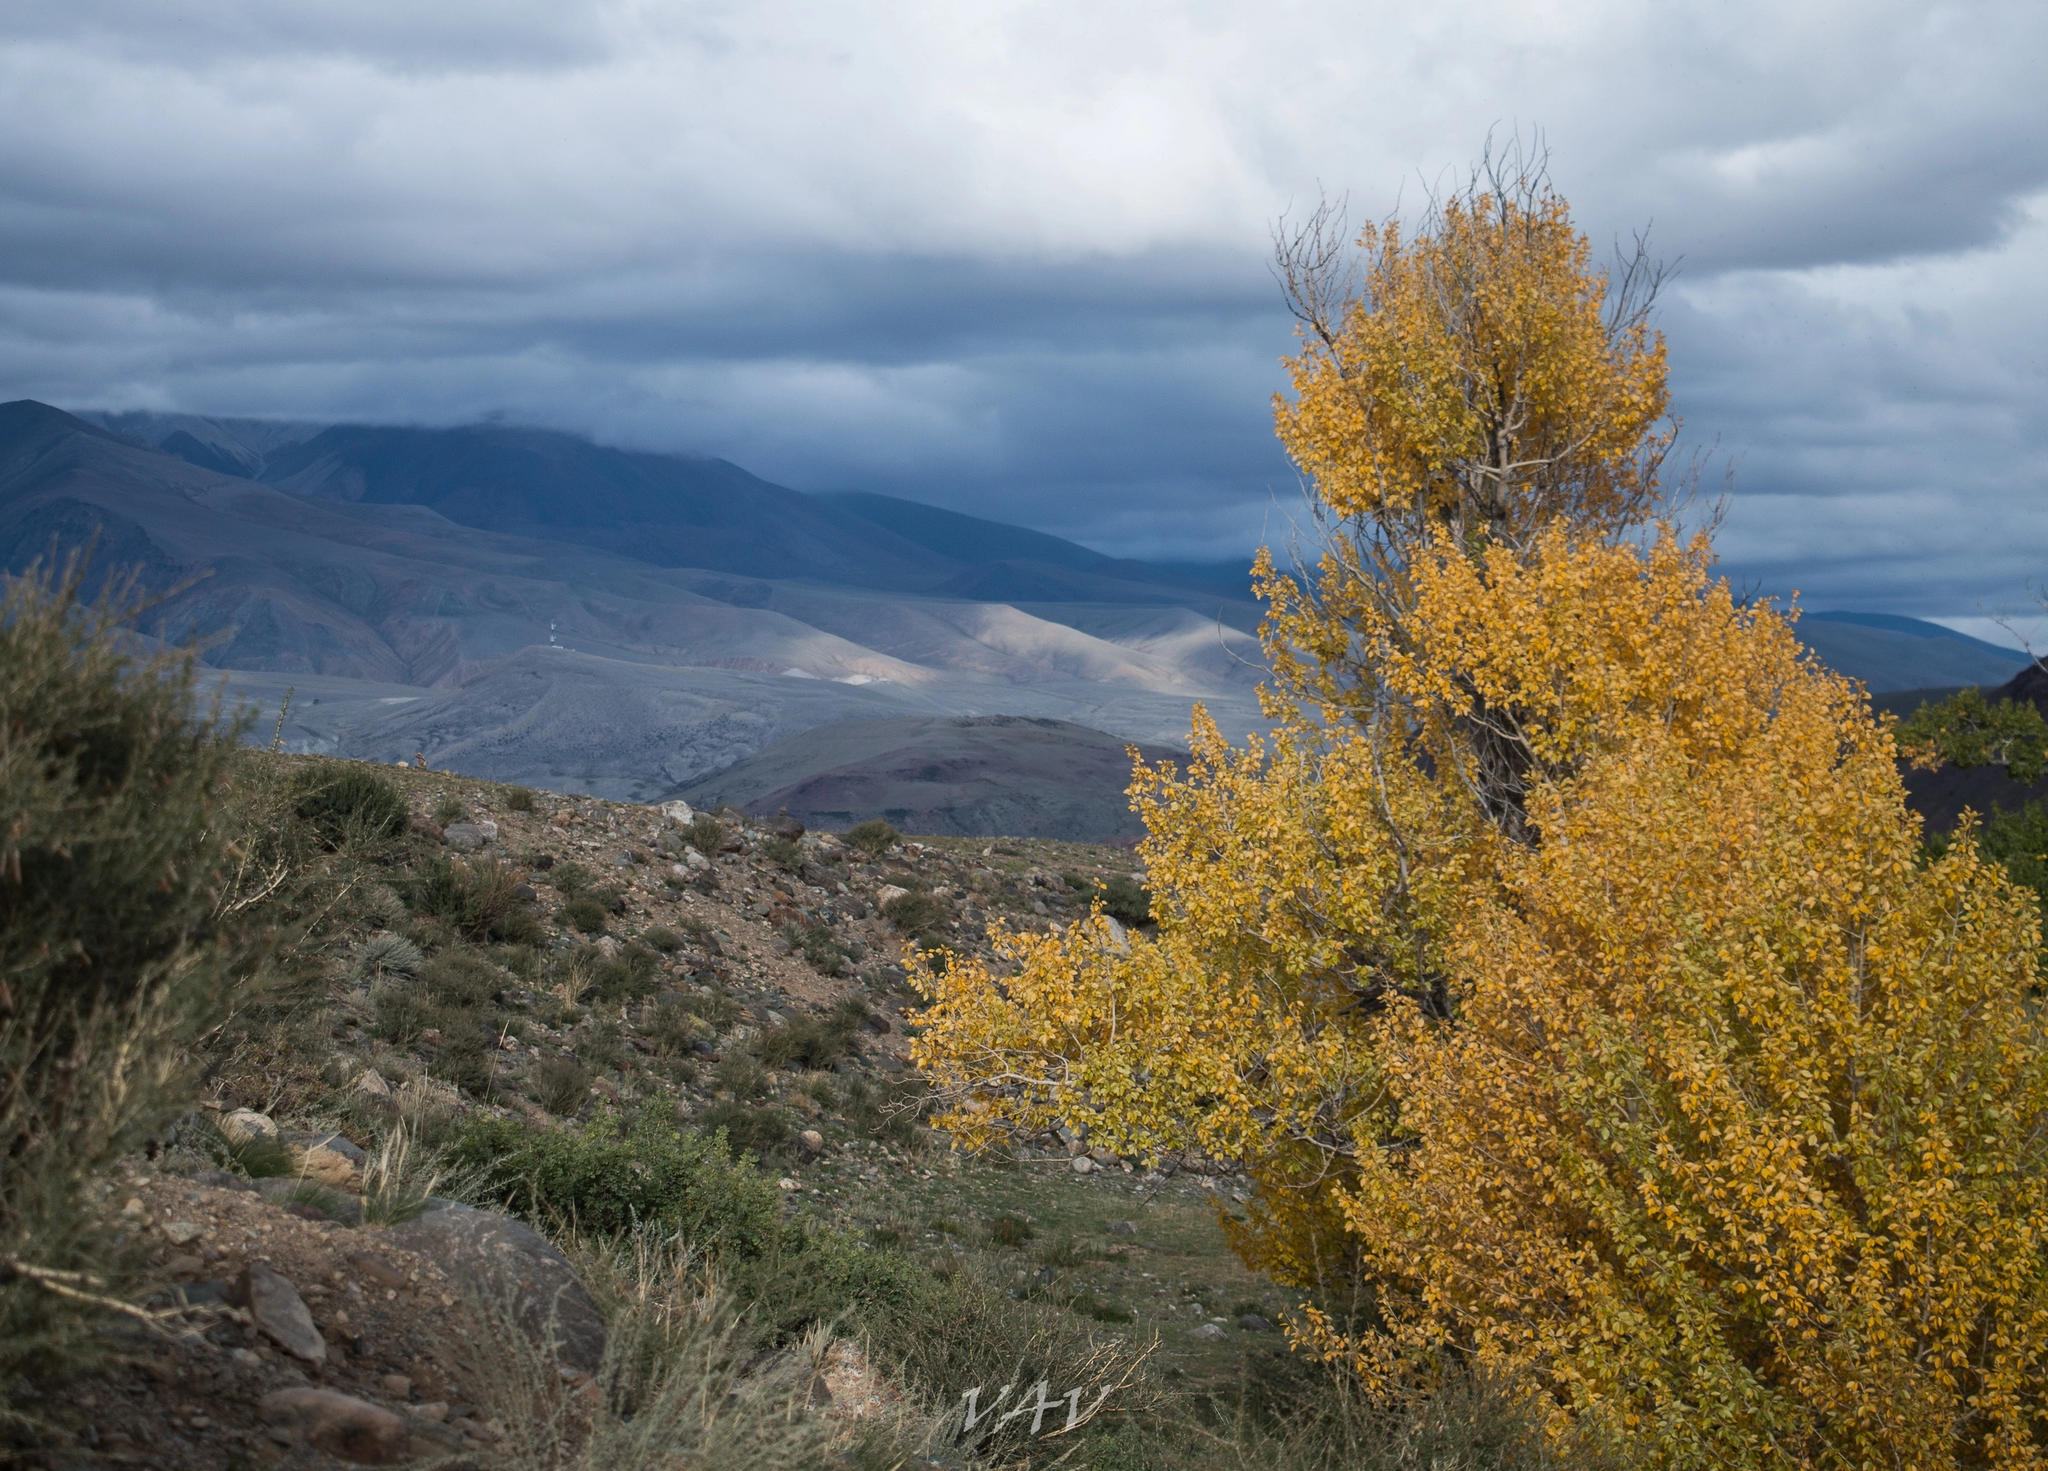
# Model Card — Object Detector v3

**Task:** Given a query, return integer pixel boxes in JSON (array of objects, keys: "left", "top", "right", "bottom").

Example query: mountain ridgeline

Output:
[{"left": 0, "top": 399, "right": 2024, "bottom": 839}]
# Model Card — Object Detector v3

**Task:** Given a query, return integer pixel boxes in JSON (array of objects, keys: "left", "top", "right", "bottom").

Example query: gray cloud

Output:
[{"left": 0, "top": 1, "right": 2042, "bottom": 595}]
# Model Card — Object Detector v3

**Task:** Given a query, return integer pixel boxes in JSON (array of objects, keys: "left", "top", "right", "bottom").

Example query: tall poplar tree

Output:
[{"left": 911, "top": 157, "right": 2048, "bottom": 1468}]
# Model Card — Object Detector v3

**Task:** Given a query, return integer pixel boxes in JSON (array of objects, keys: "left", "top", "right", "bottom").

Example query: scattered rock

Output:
[
  {"left": 875, "top": 884, "right": 910, "bottom": 908},
  {"left": 261, "top": 1387, "right": 409, "bottom": 1464},
  {"left": 1106, "top": 1220, "right": 1137, "bottom": 1236},
  {"left": 353, "top": 1068, "right": 391, "bottom": 1099},
  {"left": 1189, "top": 1322, "right": 1228, "bottom": 1342},
  {"left": 863, "top": 1011, "right": 893, "bottom": 1035},
  {"left": 779, "top": 1176, "right": 802, "bottom": 1191},
  {"left": 1071, "top": 1156, "right": 1095, "bottom": 1175},
  {"left": 443, "top": 820, "right": 498, "bottom": 849},
  {"left": 291, "top": 1131, "right": 368, "bottom": 1188},
  {"left": 220, "top": 1108, "right": 277, "bottom": 1145},
  {"left": 161, "top": 1219, "right": 204, "bottom": 1246},
  {"left": 382, "top": 1201, "right": 607, "bottom": 1377},
  {"left": 380, "top": 1372, "right": 413, "bottom": 1398},
  {"left": 513, "top": 882, "right": 537, "bottom": 902},
  {"left": 236, "top": 1261, "right": 327, "bottom": 1363},
  {"left": 798, "top": 1129, "right": 825, "bottom": 1160},
  {"left": 761, "top": 815, "right": 805, "bottom": 840},
  {"left": 1237, "top": 1314, "right": 1273, "bottom": 1333},
  {"left": 1089, "top": 1147, "right": 1118, "bottom": 1167},
  {"left": 659, "top": 800, "right": 695, "bottom": 824}
]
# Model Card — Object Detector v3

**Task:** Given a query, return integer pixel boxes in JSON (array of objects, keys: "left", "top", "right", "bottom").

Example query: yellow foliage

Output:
[
  {"left": 909, "top": 168, "right": 2048, "bottom": 1468},
  {"left": 1274, "top": 176, "right": 1669, "bottom": 545}
]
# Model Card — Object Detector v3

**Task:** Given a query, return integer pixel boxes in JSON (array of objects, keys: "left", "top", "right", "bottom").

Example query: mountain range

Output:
[{"left": 0, "top": 400, "right": 2025, "bottom": 839}]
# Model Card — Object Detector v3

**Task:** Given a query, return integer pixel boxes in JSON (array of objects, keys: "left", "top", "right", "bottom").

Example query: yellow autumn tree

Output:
[{"left": 910, "top": 159, "right": 2048, "bottom": 1467}]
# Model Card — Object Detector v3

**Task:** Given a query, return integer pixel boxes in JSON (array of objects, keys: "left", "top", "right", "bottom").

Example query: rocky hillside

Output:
[{"left": 15, "top": 757, "right": 1327, "bottom": 1471}]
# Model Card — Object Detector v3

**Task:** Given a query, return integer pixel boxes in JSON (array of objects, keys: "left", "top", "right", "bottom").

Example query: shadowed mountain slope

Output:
[{"left": 675, "top": 714, "right": 1188, "bottom": 843}]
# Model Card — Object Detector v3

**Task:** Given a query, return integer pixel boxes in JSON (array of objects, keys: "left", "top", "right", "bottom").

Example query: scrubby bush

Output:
[
  {"left": 289, "top": 763, "right": 409, "bottom": 848},
  {"left": 641, "top": 925, "right": 682, "bottom": 953},
  {"left": 714, "top": 1047, "right": 768, "bottom": 1100},
  {"left": 845, "top": 819, "right": 899, "bottom": 857},
  {"left": 0, "top": 564, "right": 249, "bottom": 1384},
  {"left": 348, "top": 931, "right": 424, "bottom": 985},
  {"left": 558, "top": 896, "right": 610, "bottom": 935},
  {"left": 449, "top": 1111, "right": 781, "bottom": 1259},
  {"left": 590, "top": 942, "right": 660, "bottom": 1003},
  {"left": 686, "top": 814, "right": 724, "bottom": 857},
  {"left": 408, "top": 855, "right": 526, "bottom": 942},
  {"left": 697, "top": 1100, "right": 793, "bottom": 1158},
  {"left": 432, "top": 794, "right": 465, "bottom": 824},
  {"left": 760, "top": 834, "right": 802, "bottom": 871},
  {"left": 504, "top": 786, "right": 536, "bottom": 812},
  {"left": 1080, "top": 873, "right": 1152, "bottom": 927},
  {"left": 757, "top": 997, "right": 870, "bottom": 1072},
  {"left": 416, "top": 946, "right": 502, "bottom": 1009},
  {"left": 530, "top": 1055, "right": 592, "bottom": 1116},
  {"left": 880, "top": 888, "right": 950, "bottom": 943}
]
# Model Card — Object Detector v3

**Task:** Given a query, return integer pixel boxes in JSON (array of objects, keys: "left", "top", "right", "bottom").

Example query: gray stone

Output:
[
  {"left": 442, "top": 821, "right": 495, "bottom": 850},
  {"left": 380, "top": 1201, "right": 606, "bottom": 1376},
  {"left": 1189, "top": 1322, "right": 1228, "bottom": 1342},
  {"left": 1106, "top": 1220, "right": 1138, "bottom": 1236},
  {"left": 260, "top": 1387, "right": 408, "bottom": 1464},
  {"left": 1237, "top": 1314, "right": 1273, "bottom": 1333},
  {"left": 236, "top": 1262, "right": 326, "bottom": 1362},
  {"left": 1070, "top": 1156, "right": 1094, "bottom": 1175},
  {"left": 798, "top": 1129, "right": 825, "bottom": 1160}
]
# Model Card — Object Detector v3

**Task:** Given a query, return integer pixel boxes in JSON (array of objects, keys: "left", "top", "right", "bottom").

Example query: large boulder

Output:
[{"left": 378, "top": 1201, "right": 605, "bottom": 1376}]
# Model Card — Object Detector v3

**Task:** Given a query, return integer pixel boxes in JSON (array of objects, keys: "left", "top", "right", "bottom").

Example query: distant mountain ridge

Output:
[
  {"left": 73, "top": 408, "right": 1249, "bottom": 608},
  {"left": 10, "top": 399, "right": 2026, "bottom": 833}
]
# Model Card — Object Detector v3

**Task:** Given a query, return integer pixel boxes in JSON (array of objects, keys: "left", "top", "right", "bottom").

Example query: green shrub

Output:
[
  {"left": 349, "top": 931, "right": 424, "bottom": 985},
  {"left": 289, "top": 764, "right": 409, "bottom": 848},
  {"left": 697, "top": 1100, "right": 793, "bottom": 1157},
  {"left": 370, "top": 981, "right": 436, "bottom": 1046},
  {"left": 686, "top": 815, "right": 724, "bottom": 856},
  {"left": 1090, "top": 874, "right": 1153, "bottom": 927},
  {"left": 428, "top": 1016, "right": 499, "bottom": 1097},
  {"left": 714, "top": 1047, "right": 768, "bottom": 1100},
  {"left": 550, "top": 860, "right": 596, "bottom": 897},
  {"left": 984, "top": 1212, "right": 1035, "bottom": 1249},
  {"left": 761, "top": 834, "right": 802, "bottom": 871},
  {"left": 642, "top": 925, "right": 682, "bottom": 953},
  {"left": 504, "top": 786, "right": 536, "bottom": 812},
  {"left": 416, "top": 947, "right": 502, "bottom": 1009},
  {"left": 646, "top": 1000, "right": 703, "bottom": 1057},
  {"left": 591, "top": 942, "right": 660, "bottom": 1002},
  {"left": 448, "top": 1111, "right": 781, "bottom": 1257},
  {"left": 756, "top": 1010, "right": 860, "bottom": 1071},
  {"left": 729, "top": 1224, "right": 941, "bottom": 1349},
  {"left": 797, "top": 923, "right": 850, "bottom": 974},
  {"left": 682, "top": 987, "right": 740, "bottom": 1030},
  {"left": 845, "top": 1075, "right": 931, "bottom": 1148},
  {"left": 880, "top": 889, "right": 950, "bottom": 942},
  {"left": 845, "top": 819, "right": 899, "bottom": 858},
  {"left": 530, "top": 1055, "right": 592, "bottom": 1116},
  {"left": 559, "top": 896, "right": 610, "bottom": 934},
  {"left": 408, "top": 855, "right": 525, "bottom": 941},
  {"left": 0, "top": 563, "right": 250, "bottom": 1387},
  {"left": 433, "top": 794, "right": 465, "bottom": 824}
]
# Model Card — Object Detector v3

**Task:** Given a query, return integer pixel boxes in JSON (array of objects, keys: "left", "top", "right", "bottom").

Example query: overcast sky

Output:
[{"left": 1, "top": 2, "right": 2042, "bottom": 624}]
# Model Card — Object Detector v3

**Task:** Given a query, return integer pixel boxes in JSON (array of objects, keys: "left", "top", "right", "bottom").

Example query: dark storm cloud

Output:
[{"left": 0, "top": 1, "right": 2042, "bottom": 593}]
